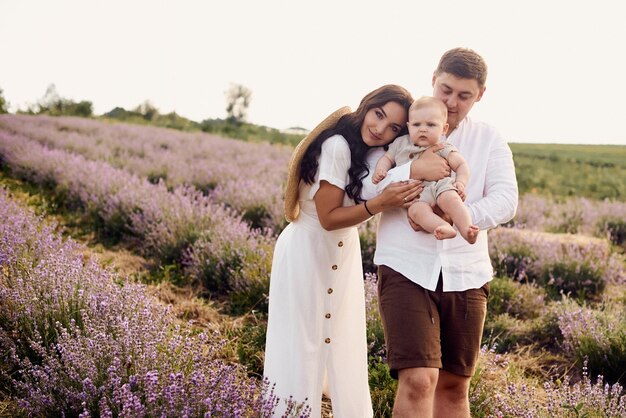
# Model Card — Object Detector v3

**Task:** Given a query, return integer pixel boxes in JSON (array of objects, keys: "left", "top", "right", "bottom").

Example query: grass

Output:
[{"left": 510, "top": 143, "right": 626, "bottom": 200}]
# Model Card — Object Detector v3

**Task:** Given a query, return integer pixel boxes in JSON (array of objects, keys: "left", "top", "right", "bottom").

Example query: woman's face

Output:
[{"left": 360, "top": 101, "right": 407, "bottom": 147}]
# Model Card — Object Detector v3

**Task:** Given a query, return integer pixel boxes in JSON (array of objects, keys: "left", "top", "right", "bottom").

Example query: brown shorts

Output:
[{"left": 377, "top": 265, "right": 489, "bottom": 378}]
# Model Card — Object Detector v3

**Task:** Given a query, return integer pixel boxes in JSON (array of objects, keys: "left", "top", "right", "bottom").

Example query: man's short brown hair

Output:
[{"left": 435, "top": 47, "right": 488, "bottom": 88}]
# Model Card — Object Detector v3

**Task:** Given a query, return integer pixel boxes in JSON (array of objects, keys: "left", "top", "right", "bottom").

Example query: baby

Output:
[{"left": 373, "top": 96, "right": 478, "bottom": 244}]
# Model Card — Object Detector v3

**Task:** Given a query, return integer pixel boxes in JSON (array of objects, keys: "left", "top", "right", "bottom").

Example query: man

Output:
[{"left": 372, "top": 48, "right": 518, "bottom": 417}]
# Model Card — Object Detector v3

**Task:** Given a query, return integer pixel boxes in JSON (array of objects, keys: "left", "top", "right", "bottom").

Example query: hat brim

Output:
[{"left": 284, "top": 106, "right": 352, "bottom": 222}]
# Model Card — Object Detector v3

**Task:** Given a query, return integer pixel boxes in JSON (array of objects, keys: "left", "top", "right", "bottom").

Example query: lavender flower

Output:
[{"left": 0, "top": 190, "right": 307, "bottom": 417}]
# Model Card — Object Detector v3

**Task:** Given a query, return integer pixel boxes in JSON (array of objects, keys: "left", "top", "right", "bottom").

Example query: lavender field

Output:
[{"left": 1, "top": 114, "right": 625, "bottom": 417}]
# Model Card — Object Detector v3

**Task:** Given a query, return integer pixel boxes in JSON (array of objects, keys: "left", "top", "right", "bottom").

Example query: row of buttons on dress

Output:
[{"left": 325, "top": 240, "right": 343, "bottom": 344}]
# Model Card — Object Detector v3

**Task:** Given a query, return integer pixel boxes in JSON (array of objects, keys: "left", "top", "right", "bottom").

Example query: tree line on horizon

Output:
[{"left": 0, "top": 83, "right": 304, "bottom": 145}]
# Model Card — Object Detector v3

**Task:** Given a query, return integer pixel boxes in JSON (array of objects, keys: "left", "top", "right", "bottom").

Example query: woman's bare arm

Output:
[{"left": 314, "top": 180, "right": 423, "bottom": 231}]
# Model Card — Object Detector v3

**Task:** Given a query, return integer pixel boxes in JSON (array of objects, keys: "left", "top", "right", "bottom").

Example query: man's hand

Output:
[{"left": 411, "top": 145, "right": 451, "bottom": 181}]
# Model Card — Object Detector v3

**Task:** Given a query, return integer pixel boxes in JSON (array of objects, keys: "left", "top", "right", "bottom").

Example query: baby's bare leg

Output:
[
  {"left": 436, "top": 190, "right": 479, "bottom": 244},
  {"left": 408, "top": 202, "right": 456, "bottom": 240}
]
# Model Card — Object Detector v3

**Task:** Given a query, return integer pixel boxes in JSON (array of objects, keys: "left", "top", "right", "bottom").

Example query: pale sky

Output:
[{"left": 1, "top": 0, "right": 625, "bottom": 145}]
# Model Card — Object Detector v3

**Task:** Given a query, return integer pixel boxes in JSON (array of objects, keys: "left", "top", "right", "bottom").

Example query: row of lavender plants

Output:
[
  {"left": 0, "top": 128, "right": 275, "bottom": 312},
  {"left": 512, "top": 193, "right": 626, "bottom": 246},
  {"left": 469, "top": 345, "right": 626, "bottom": 417},
  {"left": 2, "top": 115, "right": 623, "bottom": 319},
  {"left": 486, "top": 225, "right": 625, "bottom": 387},
  {"left": 2, "top": 115, "right": 625, "bottom": 242},
  {"left": 361, "top": 210, "right": 624, "bottom": 306},
  {"left": 0, "top": 114, "right": 292, "bottom": 230},
  {"left": 488, "top": 227, "right": 625, "bottom": 300},
  {"left": 0, "top": 189, "right": 308, "bottom": 417}
]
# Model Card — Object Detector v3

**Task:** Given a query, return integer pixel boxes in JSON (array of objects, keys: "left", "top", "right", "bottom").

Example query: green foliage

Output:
[
  {"left": 539, "top": 261, "right": 606, "bottom": 302},
  {"left": 1, "top": 241, "right": 89, "bottom": 356},
  {"left": 0, "top": 87, "right": 8, "bottom": 114},
  {"left": 90, "top": 207, "right": 132, "bottom": 246},
  {"left": 103, "top": 106, "right": 200, "bottom": 132},
  {"left": 158, "top": 111, "right": 199, "bottom": 131},
  {"left": 227, "top": 274, "right": 270, "bottom": 317},
  {"left": 24, "top": 84, "right": 93, "bottom": 117},
  {"left": 488, "top": 277, "right": 522, "bottom": 317},
  {"left": 487, "top": 276, "right": 546, "bottom": 320},
  {"left": 41, "top": 99, "right": 93, "bottom": 117},
  {"left": 146, "top": 170, "right": 168, "bottom": 185},
  {"left": 368, "top": 360, "right": 397, "bottom": 418},
  {"left": 155, "top": 263, "right": 188, "bottom": 287},
  {"left": 491, "top": 243, "right": 535, "bottom": 281},
  {"left": 485, "top": 280, "right": 566, "bottom": 353},
  {"left": 133, "top": 100, "right": 159, "bottom": 121},
  {"left": 359, "top": 222, "right": 378, "bottom": 275},
  {"left": 199, "top": 118, "right": 302, "bottom": 145},
  {"left": 241, "top": 205, "right": 271, "bottom": 230},
  {"left": 4, "top": 83, "right": 295, "bottom": 145},
  {"left": 193, "top": 243, "right": 242, "bottom": 294},
  {"left": 510, "top": 143, "right": 626, "bottom": 201},
  {"left": 546, "top": 208, "right": 584, "bottom": 234},
  {"left": 189, "top": 231, "right": 273, "bottom": 315},
  {"left": 225, "top": 83, "right": 252, "bottom": 124},
  {"left": 222, "top": 314, "right": 267, "bottom": 378},
  {"left": 483, "top": 313, "right": 536, "bottom": 352},
  {"left": 561, "top": 298, "right": 626, "bottom": 385},
  {"left": 576, "top": 330, "right": 626, "bottom": 384},
  {"left": 598, "top": 216, "right": 626, "bottom": 248},
  {"left": 489, "top": 229, "right": 615, "bottom": 303}
]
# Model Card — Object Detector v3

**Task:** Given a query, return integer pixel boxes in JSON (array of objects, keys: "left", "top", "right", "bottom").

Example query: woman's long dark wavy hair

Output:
[{"left": 300, "top": 84, "right": 413, "bottom": 203}]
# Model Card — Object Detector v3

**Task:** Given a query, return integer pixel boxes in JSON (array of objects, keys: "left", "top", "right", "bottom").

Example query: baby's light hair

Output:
[{"left": 409, "top": 96, "right": 448, "bottom": 121}]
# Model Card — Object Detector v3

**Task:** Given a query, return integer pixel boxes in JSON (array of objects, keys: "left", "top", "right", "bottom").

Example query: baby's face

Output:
[{"left": 407, "top": 105, "right": 447, "bottom": 147}]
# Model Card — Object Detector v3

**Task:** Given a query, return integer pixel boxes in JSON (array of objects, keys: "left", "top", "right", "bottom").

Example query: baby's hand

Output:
[
  {"left": 372, "top": 169, "right": 388, "bottom": 184},
  {"left": 455, "top": 181, "right": 466, "bottom": 201}
]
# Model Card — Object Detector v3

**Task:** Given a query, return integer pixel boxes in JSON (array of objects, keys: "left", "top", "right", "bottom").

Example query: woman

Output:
[{"left": 263, "top": 85, "right": 422, "bottom": 417}]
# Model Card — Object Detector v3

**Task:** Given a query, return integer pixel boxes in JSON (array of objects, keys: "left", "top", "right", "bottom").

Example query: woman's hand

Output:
[
  {"left": 378, "top": 180, "right": 424, "bottom": 209},
  {"left": 410, "top": 144, "right": 451, "bottom": 181}
]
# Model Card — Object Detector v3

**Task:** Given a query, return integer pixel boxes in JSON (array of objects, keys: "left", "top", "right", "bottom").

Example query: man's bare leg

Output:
[
  {"left": 393, "top": 367, "right": 439, "bottom": 417},
  {"left": 433, "top": 370, "right": 471, "bottom": 418}
]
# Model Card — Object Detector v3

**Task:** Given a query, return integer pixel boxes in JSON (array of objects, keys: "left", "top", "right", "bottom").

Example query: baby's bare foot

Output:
[
  {"left": 434, "top": 224, "right": 457, "bottom": 240},
  {"left": 463, "top": 225, "right": 479, "bottom": 244}
]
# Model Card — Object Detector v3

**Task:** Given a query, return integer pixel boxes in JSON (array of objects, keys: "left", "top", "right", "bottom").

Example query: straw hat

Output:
[{"left": 284, "top": 106, "right": 352, "bottom": 222}]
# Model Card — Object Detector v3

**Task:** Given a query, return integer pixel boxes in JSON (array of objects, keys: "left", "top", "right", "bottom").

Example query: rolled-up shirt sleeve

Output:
[{"left": 466, "top": 140, "right": 518, "bottom": 230}]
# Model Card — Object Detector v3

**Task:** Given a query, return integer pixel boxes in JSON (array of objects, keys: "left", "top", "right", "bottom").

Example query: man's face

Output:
[{"left": 432, "top": 72, "right": 485, "bottom": 132}]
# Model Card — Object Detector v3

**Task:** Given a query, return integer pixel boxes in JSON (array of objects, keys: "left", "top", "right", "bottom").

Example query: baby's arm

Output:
[
  {"left": 447, "top": 151, "right": 470, "bottom": 199},
  {"left": 373, "top": 152, "right": 396, "bottom": 184}
]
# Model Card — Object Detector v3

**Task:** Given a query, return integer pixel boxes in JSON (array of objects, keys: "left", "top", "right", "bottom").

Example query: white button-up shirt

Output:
[{"left": 363, "top": 117, "right": 518, "bottom": 291}]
